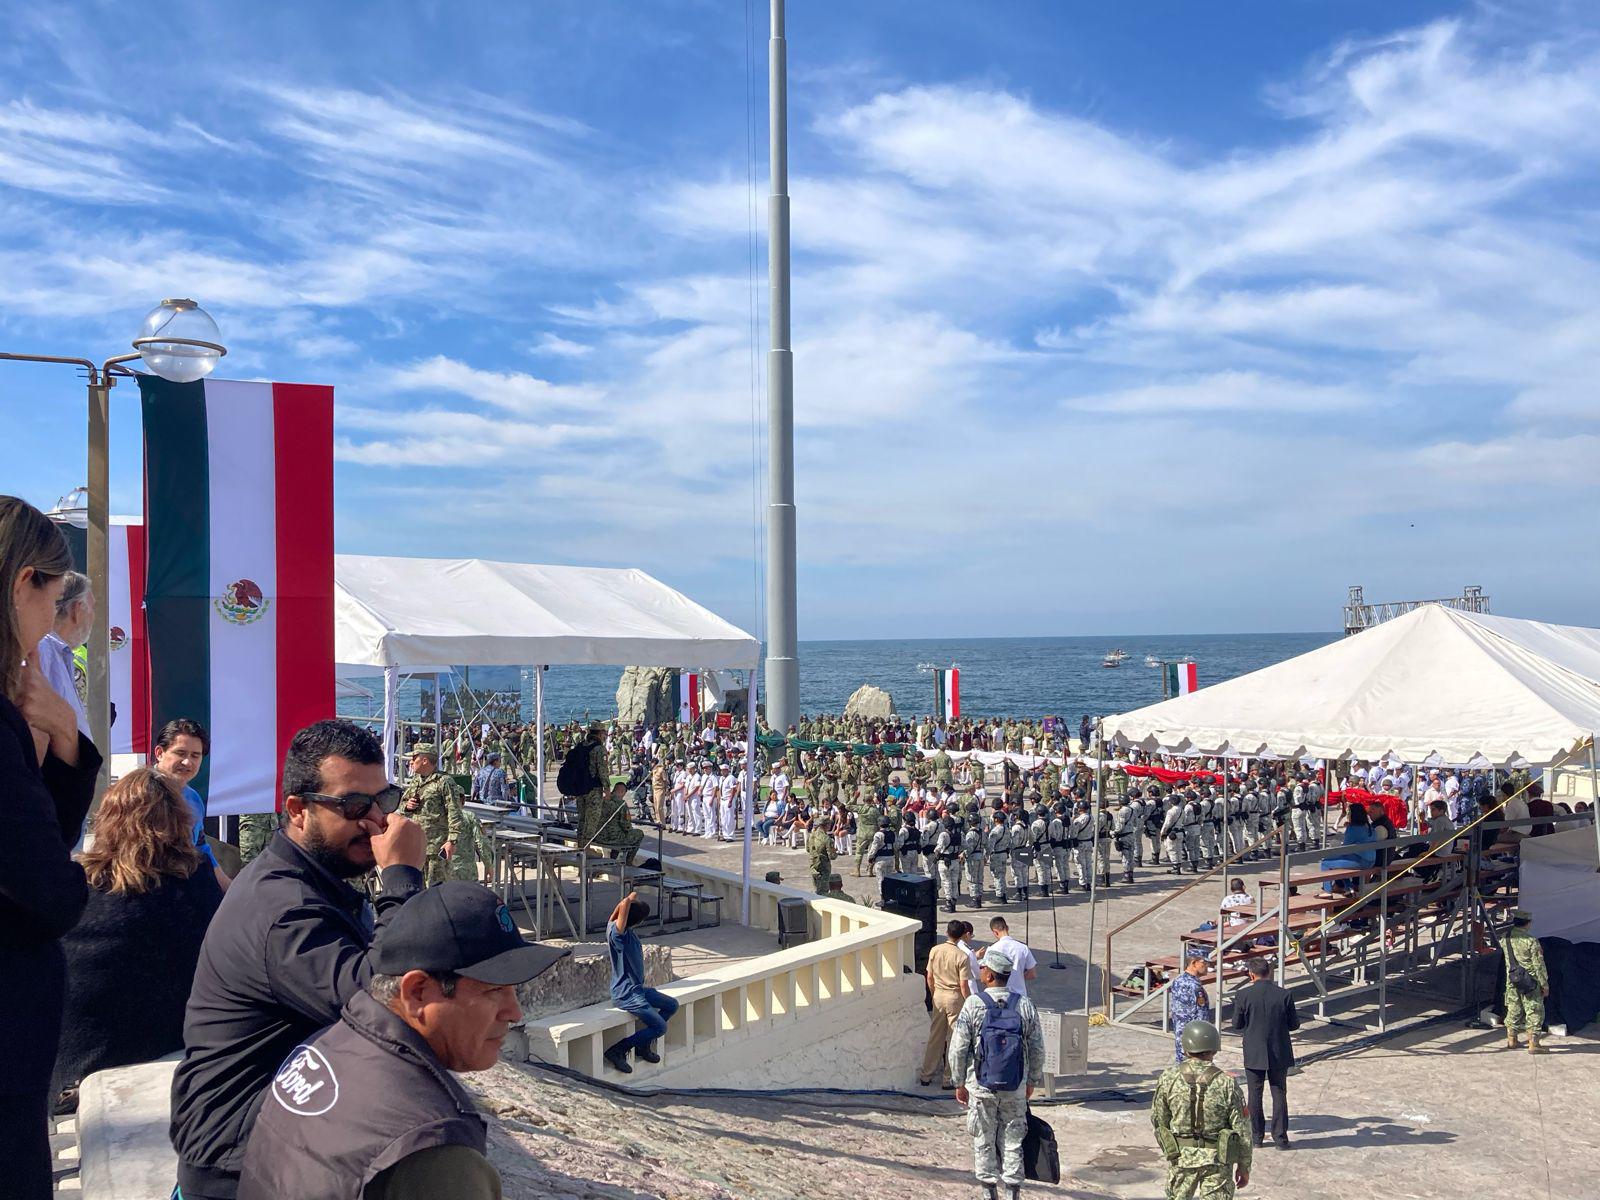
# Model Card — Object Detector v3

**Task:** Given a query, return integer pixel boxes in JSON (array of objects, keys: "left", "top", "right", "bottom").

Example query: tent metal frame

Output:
[{"left": 1108, "top": 806, "right": 1594, "bottom": 1034}]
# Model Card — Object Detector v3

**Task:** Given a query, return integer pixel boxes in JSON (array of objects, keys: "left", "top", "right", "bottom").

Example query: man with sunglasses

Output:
[{"left": 170, "top": 719, "right": 426, "bottom": 1200}]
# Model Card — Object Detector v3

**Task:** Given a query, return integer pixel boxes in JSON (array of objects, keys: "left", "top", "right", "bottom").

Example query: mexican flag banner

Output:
[
  {"left": 108, "top": 517, "right": 149, "bottom": 756},
  {"left": 677, "top": 671, "right": 700, "bottom": 723},
  {"left": 1163, "top": 660, "right": 1199, "bottom": 697},
  {"left": 139, "top": 377, "right": 335, "bottom": 815},
  {"left": 933, "top": 667, "right": 960, "bottom": 721}
]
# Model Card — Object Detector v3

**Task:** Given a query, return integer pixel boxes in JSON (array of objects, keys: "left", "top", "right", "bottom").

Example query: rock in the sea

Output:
[
  {"left": 844, "top": 684, "right": 896, "bottom": 720},
  {"left": 616, "top": 666, "right": 677, "bottom": 725}
]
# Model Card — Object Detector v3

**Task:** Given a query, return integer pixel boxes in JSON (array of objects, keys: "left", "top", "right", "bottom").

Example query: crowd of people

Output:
[{"left": 0, "top": 485, "right": 1581, "bottom": 1200}]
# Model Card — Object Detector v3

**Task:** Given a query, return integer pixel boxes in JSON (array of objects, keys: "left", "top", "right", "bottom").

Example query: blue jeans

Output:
[{"left": 615, "top": 988, "right": 679, "bottom": 1055}]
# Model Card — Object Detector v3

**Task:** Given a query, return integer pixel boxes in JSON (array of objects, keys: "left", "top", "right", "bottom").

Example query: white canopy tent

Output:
[
  {"left": 336, "top": 555, "right": 761, "bottom": 672},
  {"left": 1104, "top": 605, "right": 1600, "bottom": 768},
  {"left": 334, "top": 554, "right": 763, "bottom": 920}
]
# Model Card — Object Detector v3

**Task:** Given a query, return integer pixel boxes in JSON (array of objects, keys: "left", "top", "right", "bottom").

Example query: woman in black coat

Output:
[
  {"left": 53, "top": 768, "right": 224, "bottom": 1107},
  {"left": 0, "top": 497, "right": 101, "bottom": 1200}
]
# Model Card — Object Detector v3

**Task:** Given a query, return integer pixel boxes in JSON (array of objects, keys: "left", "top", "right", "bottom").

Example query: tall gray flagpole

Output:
[{"left": 764, "top": 0, "right": 800, "bottom": 733}]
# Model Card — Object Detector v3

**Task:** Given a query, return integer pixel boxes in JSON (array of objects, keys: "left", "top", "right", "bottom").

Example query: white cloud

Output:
[
  {"left": 1067, "top": 371, "right": 1368, "bottom": 415},
  {"left": 529, "top": 333, "right": 594, "bottom": 358},
  {"left": 384, "top": 355, "right": 605, "bottom": 416}
]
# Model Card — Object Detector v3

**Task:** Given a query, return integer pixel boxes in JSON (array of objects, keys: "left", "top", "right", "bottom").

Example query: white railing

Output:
[{"left": 520, "top": 857, "right": 922, "bottom": 1079}]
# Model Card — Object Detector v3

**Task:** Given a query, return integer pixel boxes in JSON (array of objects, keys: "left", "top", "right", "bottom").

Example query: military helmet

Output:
[{"left": 1180, "top": 1020, "right": 1221, "bottom": 1055}]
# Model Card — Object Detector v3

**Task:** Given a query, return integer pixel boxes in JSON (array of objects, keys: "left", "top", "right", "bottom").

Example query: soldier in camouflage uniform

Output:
[
  {"left": 807, "top": 813, "right": 834, "bottom": 895},
  {"left": 401, "top": 743, "right": 464, "bottom": 887},
  {"left": 571, "top": 723, "right": 611, "bottom": 846},
  {"left": 854, "top": 793, "right": 882, "bottom": 877},
  {"left": 948, "top": 949, "right": 1045, "bottom": 1200},
  {"left": 238, "top": 812, "right": 278, "bottom": 866},
  {"left": 1151, "top": 1021, "right": 1251, "bottom": 1200},
  {"left": 590, "top": 780, "right": 645, "bottom": 862},
  {"left": 1503, "top": 908, "right": 1550, "bottom": 1052},
  {"left": 449, "top": 802, "right": 494, "bottom": 883}
]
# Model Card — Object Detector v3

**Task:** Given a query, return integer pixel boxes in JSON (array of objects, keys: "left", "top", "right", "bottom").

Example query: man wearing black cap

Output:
[{"left": 239, "top": 882, "right": 567, "bottom": 1200}]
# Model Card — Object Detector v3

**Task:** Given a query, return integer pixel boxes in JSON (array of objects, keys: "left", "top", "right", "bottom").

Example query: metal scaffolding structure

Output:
[
  {"left": 1343, "top": 585, "right": 1490, "bottom": 636},
  {"left": 1107, "top": 810, "right": 1593, "bottom": 1035}
]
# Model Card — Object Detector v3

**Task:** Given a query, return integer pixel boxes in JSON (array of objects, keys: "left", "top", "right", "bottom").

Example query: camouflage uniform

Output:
[
  {"left": 854, "top": 800, "right": 882, "bottom": 876},
  {"left": 807, "top": 823, "right": 834, "bottom": 895},
  {"left": 1168, "top": 963, "right": 1214, "bottom": 1062},
  {"left": 1151, "top": 1059, "right": 1251, "bottom": 1200},
  {"left": 1503, "top": 924, "right": 1549, "bottom": 1043},
  {"left": 572, "top": 733, "right": 610, "bottom": 845},
  {"left": 238, "top": 812, "right": 278, "bottom": 866},
  {"left": 947, "top": 964, "right": 1046, "bottom": 1190},
  {"left": 402, "top": 769, "right": 464, "bottom": 887},
  {"left": 449, "top": 804, "right": 494, "bottom": 882}
]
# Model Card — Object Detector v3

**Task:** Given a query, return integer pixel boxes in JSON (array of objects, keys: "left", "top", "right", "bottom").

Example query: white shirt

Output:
[
  {"left": 719, "top": 774, "right": 737, "bottom": 802},
  {"left": 773, "top": 771, "right": 790, "bottom": 797},
  {"left": 37, "top": 633, "right": 90, "bottom": 738},
  {"left": 960, "top": 940, "right": 983, "bottom": 987},
  {"left": 984, "top": 935, "right": 1038, "bottom": 997}
]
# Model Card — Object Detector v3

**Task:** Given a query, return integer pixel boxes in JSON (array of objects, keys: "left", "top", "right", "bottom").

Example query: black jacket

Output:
[
  {"left": 53, "top": 865, "right": 224, "bottom": 1099},
  {"left": 238, "top": 989, "right": 489, "bottom": 1200},
  {"left": 0, "top": 694, "right": 100, "bottom": 1094},
  {"left": 169, "top": 831, "right": 422, "bottom": 1197},
  {"left": 1231, "top": 978, "right": 1301, "bottom": 1071}
]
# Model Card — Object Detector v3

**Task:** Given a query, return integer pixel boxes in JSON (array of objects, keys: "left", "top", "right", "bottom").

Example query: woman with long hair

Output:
[
  {"left": 52, "top": 768, "right": 223, "bottom": 1110},
  {"left": 0, "top": 495, "right": 102, "bottom": 1200}
]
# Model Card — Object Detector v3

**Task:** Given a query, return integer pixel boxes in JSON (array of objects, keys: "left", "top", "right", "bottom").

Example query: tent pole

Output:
[
  {"left": 743, "top": 669, "right": 760, "bottom": 926},
  {"left": 1218, "top": 754, "right": 1229, "bottom": 1013},
  {"left": 535, "top": 665, "right": 546, "bottom": 816},
  {"left": 381, "top": 667, "right": 399, "bottom": 783},
  {"left": 1589, "top": 734, "right": 1600, "bottom": 867},
  {"left": 1084, "top": 718, "right": 1104, "bottom": 1013},
  {"left": 432, "top": 675, "right": 442, "bottom": 760}
]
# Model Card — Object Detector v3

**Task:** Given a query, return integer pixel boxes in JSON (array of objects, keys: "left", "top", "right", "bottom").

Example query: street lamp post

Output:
[{"left": 3, "top": 300, "right": 225, "bottom": 795}]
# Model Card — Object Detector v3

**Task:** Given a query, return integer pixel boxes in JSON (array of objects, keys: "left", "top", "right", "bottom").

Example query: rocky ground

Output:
[{"left": 475, "top": 1016, "right": 1597, "bottom": 1200}]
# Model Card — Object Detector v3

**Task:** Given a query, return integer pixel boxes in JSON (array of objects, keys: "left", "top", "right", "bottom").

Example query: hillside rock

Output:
[
  {"left": 843, "top": 684, "right": 896, "bottom": 720},
  {"left": 616, "top": 666, "right": 677, "bottom": 725}
]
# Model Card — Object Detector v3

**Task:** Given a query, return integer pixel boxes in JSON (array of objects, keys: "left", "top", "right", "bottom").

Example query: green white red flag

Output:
[
  {"left": 107, "top": 517, "right": 149, "bottom": 756},
  {"left": 139, "top": 377, "right": 335, "bottom": 815},
  {"left": 934, "top": 668, "right": 960, "bottom": 721},
  {"left": 1164, "top": 660, "right": 1199, "bottom": 697}
]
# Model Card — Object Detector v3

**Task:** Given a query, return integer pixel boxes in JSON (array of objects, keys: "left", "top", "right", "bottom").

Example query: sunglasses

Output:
[{"left": 300, "top": 786, "right": 405, "bottom": 822}]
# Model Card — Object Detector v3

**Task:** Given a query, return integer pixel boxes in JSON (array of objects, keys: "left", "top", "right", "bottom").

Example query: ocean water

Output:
[{"left": 340, "top": 632, "right": 1338, "bottom": 725}]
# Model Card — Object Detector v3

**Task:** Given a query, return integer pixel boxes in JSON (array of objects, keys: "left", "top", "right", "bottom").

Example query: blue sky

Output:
[{"left": 3, "top": 0, "right": 1598, "bottom": 638}]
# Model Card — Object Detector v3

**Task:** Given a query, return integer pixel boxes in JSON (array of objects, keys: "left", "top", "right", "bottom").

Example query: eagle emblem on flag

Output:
[
  {"left": 109, "top": 625, "right": 129, "bottom": 651},
  {"left": 216, "top": 578, "right": 271, "bottom": 625}
]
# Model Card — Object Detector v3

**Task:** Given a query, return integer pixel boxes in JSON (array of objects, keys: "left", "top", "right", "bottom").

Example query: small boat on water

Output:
[
  {"left": 1102, "top": 648, "right": 1128, "bottom": 668},
  {"left": 1144, "top": 655, "right": 1162, "bottom": 668}
]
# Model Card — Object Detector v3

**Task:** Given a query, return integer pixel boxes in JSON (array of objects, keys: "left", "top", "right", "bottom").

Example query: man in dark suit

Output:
[{"left": 1232, "top": 956, "right": 1301, "bottom": 1148}]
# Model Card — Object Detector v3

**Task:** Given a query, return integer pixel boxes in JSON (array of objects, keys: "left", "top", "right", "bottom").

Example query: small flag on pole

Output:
[
  {"left": 108, "top": 517, "right": 149, "bottom": 756},
  {"left": 1163, "top": 661, "right": 1199, "bottom": 697},
  {"left": 678, "top": 672, "right": 700, "bottom": 723},
  {"left": 933, "top": 667, "right": 960, "bottom": 721}
]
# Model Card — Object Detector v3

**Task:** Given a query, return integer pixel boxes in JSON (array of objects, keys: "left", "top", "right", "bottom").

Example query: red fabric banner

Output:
[{"left": 1327, "top": 787, "right": 1408, "bottom": 829}]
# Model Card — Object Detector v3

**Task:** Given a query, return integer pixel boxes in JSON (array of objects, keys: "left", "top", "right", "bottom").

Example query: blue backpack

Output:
[{"left": 975, "top": 990, "right": 1025, "bottom": 1090}]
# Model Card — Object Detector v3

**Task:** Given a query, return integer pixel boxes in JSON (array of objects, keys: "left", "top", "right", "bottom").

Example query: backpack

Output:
[
  {"left": 557, "top": 742, "right": 599, "bottom": 797},
  {"left": 1021, "top": 1108, "right": 1061, "bottom": 1183},
  {"left": 975, "top": 990, "right": 1026, "bottom": 1091}
]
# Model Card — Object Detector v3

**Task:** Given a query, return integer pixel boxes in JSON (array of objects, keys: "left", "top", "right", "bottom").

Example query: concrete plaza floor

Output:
[{"left": 468, "top": 820, "right": 1599, "bottom": 1199}]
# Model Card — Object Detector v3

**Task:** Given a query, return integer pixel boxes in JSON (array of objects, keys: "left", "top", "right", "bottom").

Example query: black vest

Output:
[{"left": 239, "top": 990, "right": 489, "bottom": 1200}]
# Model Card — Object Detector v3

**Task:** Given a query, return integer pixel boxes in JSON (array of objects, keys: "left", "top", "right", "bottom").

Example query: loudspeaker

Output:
[
  {"left": 881, "top": 872, "right": 936, "bottom": 913},
  {"left": 881, "top": 873, "right": 938, "bottom": 972}
]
